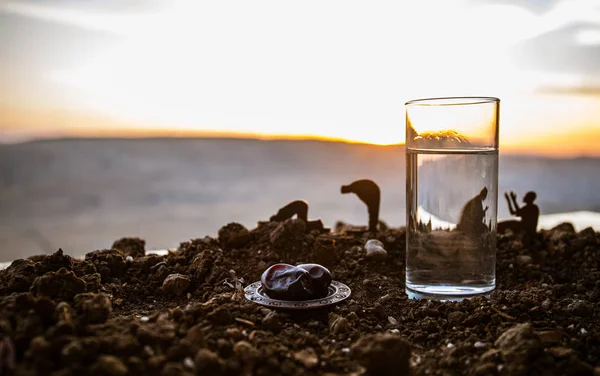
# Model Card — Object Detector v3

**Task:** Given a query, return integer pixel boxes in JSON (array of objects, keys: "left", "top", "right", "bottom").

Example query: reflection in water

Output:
[
  {"left": 457, "top": 187, "right": 490, "bottom": 235},
  {"left": 406, "top": 150, "right": 498, "bottom": 295}
]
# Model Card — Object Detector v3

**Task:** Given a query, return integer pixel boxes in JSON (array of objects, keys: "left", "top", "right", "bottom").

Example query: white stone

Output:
[
  {"left": 364, "top": 239, "right": 388, "bottom": 260},
  {"left": 183, "top": 357, "right": 195, "bottom": 369}
]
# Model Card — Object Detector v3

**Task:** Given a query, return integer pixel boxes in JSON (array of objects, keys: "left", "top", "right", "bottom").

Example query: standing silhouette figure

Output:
[
  {"left": 457, "top": 187, "right": 489, "bottom": 235},
  {"left": 341, "top": 179, "right": 380, "bottom": 232},
  {"left": 498, "top": 191, "right": 539, "bottom": 237}
]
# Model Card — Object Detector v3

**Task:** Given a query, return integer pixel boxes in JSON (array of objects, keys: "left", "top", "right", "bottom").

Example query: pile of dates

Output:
[{"left": 261, "top": 263, "right": 332, "bottom": 300}]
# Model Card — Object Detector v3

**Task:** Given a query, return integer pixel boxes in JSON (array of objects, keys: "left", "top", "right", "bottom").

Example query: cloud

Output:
[
  {"left": 511, "top": 22, "right": 600, "bottom": 75},
  {"left": 537, "top": 85, "right": 600, "bottom": 96},
  {"left": 0, "top": 1, "right": 157, "bottom": 35},
  {"left": 472, "top": 0, "right": 562, "bottom": 13}
]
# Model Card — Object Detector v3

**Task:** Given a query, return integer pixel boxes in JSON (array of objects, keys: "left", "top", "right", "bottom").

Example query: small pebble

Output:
[
  {"left": 125, "top": 256, "right": 133, "bottom": 263},
  {"left": 389, "top": 329, "right": 400, "bottom": 334},
  {"left": 474, "top": 341, "right": 486, "bottom": 349},
  {"left": 581, "top": 328, "right": 588, "bottom": 335},
  {"left": 183, "top": 357, "right": 195, "bottom": 369},
  {"left": 447, "top": 343, "right": 455, "bottom": 349},
  {"left": 364, "top": 239, "right": 388, "bottom": 260},
  {"left": 260, "top": 308, "right": 272, "bottom": 315},
  {"left": 341, "top": 348, "right": 350, "bottom": 354},
  {"left": 516, "top": 255, "right": 533, "bottom": 265},
  {"left": 541, "top": 299, "right": 552, "bottom": 311},
  {"left": 347, "top": 312, "right": 359, "bottom": 322},
  {"left": 388, "top": 316, "right": 398, "bottom": 325},
  {"left": 293, "top": 348, "right": 319, "bottom": 369},
  {"left": 330, "top": 316, "right": 350, "bottom": 335}
]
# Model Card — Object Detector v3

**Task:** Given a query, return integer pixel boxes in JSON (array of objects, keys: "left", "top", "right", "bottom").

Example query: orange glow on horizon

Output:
[{"left": 2, "top": 104, "right": 599, "bottom": 157}]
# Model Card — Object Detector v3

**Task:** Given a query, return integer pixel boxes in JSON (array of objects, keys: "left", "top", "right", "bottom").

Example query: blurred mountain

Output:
[{"left": 0, "top": 138, "right": 598, "bottom": 260}]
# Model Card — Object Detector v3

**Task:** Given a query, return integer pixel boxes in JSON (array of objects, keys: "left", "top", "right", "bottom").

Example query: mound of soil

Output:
[{"left": 0, "top": 219, "right": 599, "bottom": 375}]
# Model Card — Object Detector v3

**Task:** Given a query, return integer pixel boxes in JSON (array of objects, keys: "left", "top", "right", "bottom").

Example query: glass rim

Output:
[{"left": 405, "top": 96, "right": 500, "bottom": 107}]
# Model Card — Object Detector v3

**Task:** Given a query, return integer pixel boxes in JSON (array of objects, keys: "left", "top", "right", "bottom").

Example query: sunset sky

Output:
[{"left": 1, "top": 0, "right": 600, "bottom": 155}]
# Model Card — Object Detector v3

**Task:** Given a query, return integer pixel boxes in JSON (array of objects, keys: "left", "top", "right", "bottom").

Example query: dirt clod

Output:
[
  {"left": 74, "top": 293, "right": 112, "bottom": 324},
  {"left": 30, "top": 267, "right": 85, "bottom": 300},
  {"left": 161, "top": 274, "right": 190, "bottom": 296},
  {"left": 85, "top": 249, "right": 127, "bottom": 281},
  {"left": 218, "top": 223, "right": 251, "bottom": 248},
  {"left": 90, "top": 355, "right": 128, "bottom": 376},
  {"left": 3, "top": 259, "right": 36, "bottom": 293},
  {"left": 184, "top": 324, "right": 205, "bottom": 348},
  {"left": 112, "top": 237, "right": 146, "bottom": 258},
  {"left": 270, "top": 219, "right": 306, "bottom": 252},
  {"left": 351, "top": 333, "right": 411, "bottom": 376},
  {"left": 194, "top": 349, "right": 223, "bottom": 375}
]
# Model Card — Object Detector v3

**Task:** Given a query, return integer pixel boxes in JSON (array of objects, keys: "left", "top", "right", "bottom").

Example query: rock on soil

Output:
[{"left": 364, "top": 239, "right": 388, "bottom": 260}]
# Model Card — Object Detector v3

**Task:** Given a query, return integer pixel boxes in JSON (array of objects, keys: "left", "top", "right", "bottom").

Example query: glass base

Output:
[{"left": 406, "top": 282, "right": 495, "bottom": 301}]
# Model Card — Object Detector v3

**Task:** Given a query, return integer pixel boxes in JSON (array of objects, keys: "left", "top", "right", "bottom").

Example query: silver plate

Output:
[{"left": 244, "top": 280, "right": 352, "bottom": 310}]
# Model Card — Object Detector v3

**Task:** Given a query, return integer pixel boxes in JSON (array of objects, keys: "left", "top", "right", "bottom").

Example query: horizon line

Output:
[
  {"left": 0, "top": 130, "right": 403, "bottom": 147},
  {"left": 2, "top": 134, "right": 599, "bottom": 159}
]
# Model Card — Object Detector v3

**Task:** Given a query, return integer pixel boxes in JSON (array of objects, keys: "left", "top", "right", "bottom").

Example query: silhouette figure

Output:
[
  {"left": 270, "top": 200, "right": 308, "bottom": 222},
  {"left": 341, "top": 179, "right": 380, "bottom": 232},
  {"left": 457, "top": 187, "right": 489, "bottom": 235},
  {"left": 498, "top": 191, "right": 539, "bottom": 237},
  {"left": 270, "top": 200, "right": 326, "bottom": 232}
]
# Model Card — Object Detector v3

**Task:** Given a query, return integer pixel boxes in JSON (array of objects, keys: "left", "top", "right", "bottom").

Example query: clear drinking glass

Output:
[{"left": 405, "top": 97, "right": 499, "bottom": 298}]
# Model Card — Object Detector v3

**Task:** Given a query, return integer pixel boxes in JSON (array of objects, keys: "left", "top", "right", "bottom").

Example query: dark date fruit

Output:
[
  {"left": 297, "top": 264, "right": 332, "bottom": 298},
  {"left": 261, "top": 264, "right": 314, "bottom": 301},
  {"left": 261, "top": 263, "right": 333, "bottom": 301}
]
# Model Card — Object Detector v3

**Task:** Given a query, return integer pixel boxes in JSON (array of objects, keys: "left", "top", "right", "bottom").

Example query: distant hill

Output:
[{"left": 0, "top": 138, "right": 598, "bottom": 260}]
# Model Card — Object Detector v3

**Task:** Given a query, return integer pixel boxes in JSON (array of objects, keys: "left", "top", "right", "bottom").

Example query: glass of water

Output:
[{"left": 405, "top": 97, "right": 499, "bottom": 298}]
